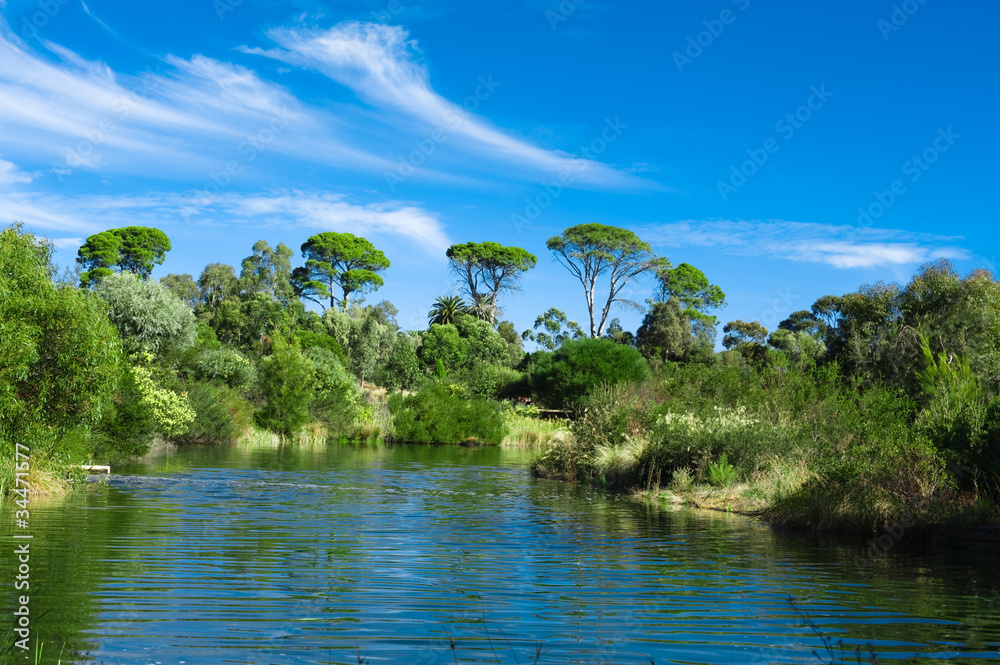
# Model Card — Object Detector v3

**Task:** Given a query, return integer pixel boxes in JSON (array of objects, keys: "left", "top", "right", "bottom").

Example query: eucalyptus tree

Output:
[
  {"left": 446, "top": 241, "right": 537, "bottom": 324},
  {"left": 291, "top": 232, "right": 390, "bottom": 311},
  {"left": 239, "top": 240, "right": 295, "bottom": 306},
  {"left": 546, "top": 223, "right": 657, "bottom": 338}
]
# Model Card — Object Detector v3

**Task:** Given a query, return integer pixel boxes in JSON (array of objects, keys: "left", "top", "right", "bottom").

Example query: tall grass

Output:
[{"left": 502, "top": 411, "right": 571, "bottom": 448}]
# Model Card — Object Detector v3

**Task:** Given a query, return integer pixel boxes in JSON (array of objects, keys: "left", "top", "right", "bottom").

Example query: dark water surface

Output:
[{"left": 8, "top": 444, "right": 1000, "bottom": 664}]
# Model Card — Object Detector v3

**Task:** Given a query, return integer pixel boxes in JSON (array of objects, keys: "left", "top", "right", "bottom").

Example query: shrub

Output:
[
  {"left": 530, "top": 338, "right": 648, "bottom": 409},
  {"left": 0, "top": 225, "right": 123, "bottom": 461},
  {"left": 460, "top": 364, "right": 524, "bottom": 400},
  {"left": 377, "top": 334, "right": 424, "bottom": 390},
  {"left": 388, "top": 382, "right": 505, "bottom": 444},
  {"left": 192, "top": 347, "right": 257, "bottom": 391},
  {"left": 305, "top": 347, "right": 358, "bottom": 436},
  {"left": 96, "top": 271, "right": 196, "bottom": 357},
  {"left": 708, "top": 454, "right": 738, "bottom": 487},
  {"left": 175, "top": 382, "right": 254, "bottom": 445},
  {"left": 92, "top": 366, "right": 156, "bottom": 459},
  {"left": 256, "top": 338, "right": 314, "bottom": 436}
]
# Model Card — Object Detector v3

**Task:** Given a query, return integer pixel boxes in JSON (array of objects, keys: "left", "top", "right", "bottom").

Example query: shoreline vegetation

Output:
[{"left": 3, "top": 222, "right": 1000, "bottom": 545}]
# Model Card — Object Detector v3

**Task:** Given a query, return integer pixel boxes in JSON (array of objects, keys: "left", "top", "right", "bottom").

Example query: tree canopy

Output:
[
  {"left": 240, "top": 240, "right": 295, "bottom": 305},
  {"left": 446, "top": 241, "right": 537, "bottom": 324},
  {"left": 653, "top": 262, "right": 726, "bottom": 320},
  {"left": 521, "top": 307, "right": 584, "bottom": 351},
  {"left": 291, "top": 232, "right": 390, "bottom": 311},
  {"left": 546, "top": 223, "right": 657, "bottom": 338},
  {"left": 77, "top": 226, "right": 171, "bottom": 287}
]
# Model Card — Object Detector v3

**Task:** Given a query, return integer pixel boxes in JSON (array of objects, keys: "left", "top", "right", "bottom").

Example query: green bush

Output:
[
  {"left": 96, "top": 271, "right": 196, "bottom": 358},
  {"left": 256, "top": 337, "right": 314, "bottom": 436},
  {"left": 192, "top": 347, "right": 257, "bottom": 391},
  {"left": 92, "top": 366, "right": 156, "bottom": 459},
  {"left": 305, "top": 347, "right": 358, "bottom": 436},
  {"left": 388, "top": 382, "right": 505, "bottom": 444},
  {"left": 708, "top": 454, "right": 738, "bottom": 486},
  {"left": 175, "top": 382, "right": 254, "bottom": 445},
  {"left": 377, "top": 333, "right": 424, "bottom": 390},
  {"left": 459, "top": 364, "right": 525, "bottom": 400},
  {"left": 530, "top": 338, "right": 648, "bottom": 408}
]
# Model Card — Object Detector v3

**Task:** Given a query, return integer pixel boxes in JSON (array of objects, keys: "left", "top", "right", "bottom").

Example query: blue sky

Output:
[{"left": 0, "top": 0, "right": 996, "bottom": 338}]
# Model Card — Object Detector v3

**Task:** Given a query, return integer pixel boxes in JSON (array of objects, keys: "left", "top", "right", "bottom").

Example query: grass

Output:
[
  {"left": 636, "top": 457, "right": 816, "bottom": 515},
  {"left": 501, "top": 412, "right": 572, "bottom": 448}
]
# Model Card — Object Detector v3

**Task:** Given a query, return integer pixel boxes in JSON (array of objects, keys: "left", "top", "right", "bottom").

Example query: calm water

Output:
[{"left": 7, "top": 444, "right": 1000, "bottom": 664}]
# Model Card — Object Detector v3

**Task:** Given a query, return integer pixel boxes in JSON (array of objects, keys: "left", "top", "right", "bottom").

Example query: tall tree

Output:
[
  {"left": 240, "top": 240, "right": 295, "bottom": 305},
  {"left": 160, "top": 273, "right": 199, "bottom": 309},
  {"left": 291, "top": 232, "right": 390, "bottom": 311},
  {"left": 546, "top": 223, "right": 657, "bottom": 338},
  {"left": 653, "top": 262, "right": 726, "bottom": 320},
  {"left": 636, "top": 297, "right": 691, "bottom": 361},
  {"left": 521, "top": 308, "right": 585, "bottom": 351},
  {"left": 77, "top": 226, "right": 171, "bottom": 287},
  {"left": 197, "top": 263, "right": 238, "bottom": 313},
  {"left": 446, "top": 241, "right": 537, "bottom": 324},
  {"left": 722, "top": 319, "right": 769, "bottom": 349}
]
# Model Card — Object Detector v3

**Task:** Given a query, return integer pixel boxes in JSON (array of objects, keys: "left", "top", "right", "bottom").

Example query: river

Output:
[{"left": 8, "top": 443, "right": 1000, "bottom": 664}]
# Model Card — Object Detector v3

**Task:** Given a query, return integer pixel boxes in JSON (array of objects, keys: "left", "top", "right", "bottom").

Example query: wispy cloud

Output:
[
  {"left": 0, "top": 20, "right": 391, "bottom": 176},
  {"left": 646, "top": 219, "right": 969, "bottom": 269},
  {"left": 248, "top": 21, "right": 643, "bottom": 188},
  {"left": 0, "top": 189, "right": 449, "bottom": 254},
  {"left": 0, "top": 158, "right": 33, "bottom": 184}
]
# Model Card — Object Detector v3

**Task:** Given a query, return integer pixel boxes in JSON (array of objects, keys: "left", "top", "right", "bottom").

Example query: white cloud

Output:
[
  {"left": 646, "top": 219, "right": 969, "bottom": 269},
  {"left": 249, "top": 22, "right": 643, "bottom": 188},
  {"left": 0, "top": 21, "right": 393, "bottom": 176},
  {"left": 0, "top": 189, "right": 449, "bottom": 255},
  {"left": 0, "top": 158, "right": 32, "bottom": 184}
]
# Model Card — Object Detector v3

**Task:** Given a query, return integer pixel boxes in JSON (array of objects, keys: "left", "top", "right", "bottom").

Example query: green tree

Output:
[
  {"left": 1, "top": 224, "right": 123, "bottom": 455},
  {"left": 77, "top": 226, "right": 171, "bottom": 286},
  {"left": 723, "top": 319, "right": 770, "bottom": 367},
  {"left": 239, "top": 240, "right": 295, "bottom": 305},
  {"left": 446, "top": 241, "right": 537, "bottom": 323},
  {"left": 779, "top": 310, "right": 827, "bottom": 338},
  {"left": 546, "top": 223, "right": 657, "bottom": 338},
  {"left": 96, "top": 272, "right": 197, "bottom": 358},
  {"left": 530, "top": 337, "right": 648, "bottom": 408},
  {"left": 428, "top": 295, "right": 470, "bottom": 326},
  {"left": 653, "top": 262, "right": 726, "bottom": 318},
  {"left": 256, "top": 337, "right": 314, "bottom": 436},
  {"left": 291, "top": 232, "right": 390, "bottom": 310},
  {"left": 521, "top": 308, "right": 585, "bottom": 351},
  {"left": 197, "top": 263, "right": 238, "bottom": 313},
  {"left": 636, "top": 297, "right": 691, "bottom": 361},
  {"left": 160, "top": 273, "right": 199, "bottom": 309},
  {"left": 768, "top": 328, "right": 826, "bottom": 366}
]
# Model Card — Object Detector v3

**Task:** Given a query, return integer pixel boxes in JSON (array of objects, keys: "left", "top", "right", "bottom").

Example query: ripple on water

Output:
[{"left": 13, "top": 445, "right": 1000, "bottom": 664}]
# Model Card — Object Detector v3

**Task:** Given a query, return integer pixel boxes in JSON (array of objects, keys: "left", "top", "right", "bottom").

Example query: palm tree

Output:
[{"left": 427, "top": 295, "right": 469, "bottom": 325}]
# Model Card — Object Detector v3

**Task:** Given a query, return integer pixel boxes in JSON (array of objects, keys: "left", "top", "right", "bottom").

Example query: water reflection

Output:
[{"left": 4, "top": 444, "right": 1000, "bottom": 664}]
